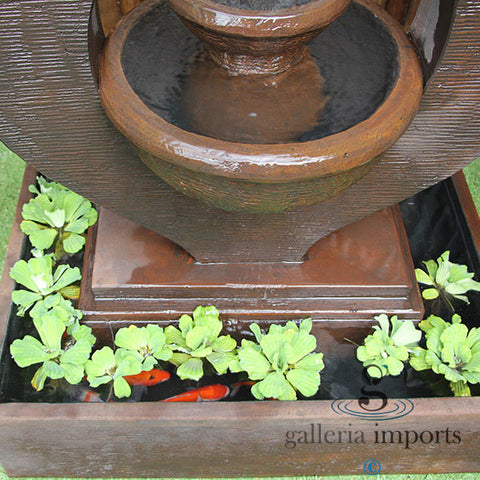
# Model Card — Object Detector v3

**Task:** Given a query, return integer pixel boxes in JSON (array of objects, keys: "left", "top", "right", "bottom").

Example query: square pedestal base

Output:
[{"left": 79, "top": 205, "right": 423, "bottom": 325}]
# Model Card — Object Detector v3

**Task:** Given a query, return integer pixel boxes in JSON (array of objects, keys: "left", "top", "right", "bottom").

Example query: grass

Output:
[
  {"left": 0, "top": 145, "right": 479, "bottom": 480},
  {"left": 0, "top": 142, "right": 25, "bottom": 279}
]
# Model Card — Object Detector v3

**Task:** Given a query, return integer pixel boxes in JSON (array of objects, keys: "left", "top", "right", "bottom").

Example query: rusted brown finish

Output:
[
  {"left": 181, "top": 53, "right": 326, "bottom": 144},
  {"left": 167, "top": 0, "right": 350, "bottom": 75},
  {"left": 0, "top": 0, "right": 478, "bottom": 262},
  {"left": 404, "top": 0, "right": 420, "bottom": 29},
  {"left": 409, "top": 0, "right": 458, "bottom": 82},
  {"left": 1, "top": 398, "right": 480, "bottom": 477},
  {"left": 119, "top": 0, "right": 143, "bottom": 14},
  {"left": 386, "top": 0, "right": 409, "bottom": 23},
  {"left": 97, "top": 0, "right": 122, "bottom": 37},
  {"left": 99, "top": 0, "right": 422, "bottom": 213},
  {"left": 78, "top": 205, "right": 423, "bottom": 322}
]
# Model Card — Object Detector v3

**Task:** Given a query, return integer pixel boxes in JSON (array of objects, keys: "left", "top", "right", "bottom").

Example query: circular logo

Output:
[
  {"left": 331, "top": 398, "right": 414, "bottom": 421},
  {"left": 364, "top": 459, "right": 381, "bottom": 475}
]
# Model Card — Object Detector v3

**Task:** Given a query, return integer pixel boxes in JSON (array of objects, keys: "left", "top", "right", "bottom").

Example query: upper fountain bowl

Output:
[
  {"left": 99, "top": 0, "right": 423, "bottom": 213},
  {"left": 167, "top": 0, "right": 350, "bottom": 75}
]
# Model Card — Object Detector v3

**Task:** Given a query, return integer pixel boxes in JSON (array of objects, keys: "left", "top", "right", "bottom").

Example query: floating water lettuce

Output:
[
  {"left": 165, "top": 306, "right": 237, "bottom": 381},
  {"left": 85, "top": 346, "right": 143, "bottom": 399},
  {"left": 114, "top": 324, "right": 173, "bottom": 371},
  {"left": 21, "top": 176, "right": 98, "bottom": 259},
  {"left": 10, "top": 315, "right": 94, "bottom": 391},
  {"left": 10, "top": 256, "right": 81, "bottom": 315},
  {"left": 409, "top": 314, "right": 480, "bottom": 397},
  {"left": 233, "top": 318, "right": 324, "bottom": 401},
  {"left": 415, "top": 251, "right": 480, "bottom": 306},
  {"left": 30, "top": 292, "right": 83, "bottom": 335},
  {"left": 356, "top": 314, "right": 421, "bottom": 378}
]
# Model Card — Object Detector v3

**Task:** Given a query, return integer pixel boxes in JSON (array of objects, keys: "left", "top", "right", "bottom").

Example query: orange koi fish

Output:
[
  {"left": 161, "top": 384, "right": 230, "bottom": 402},
  {"left": 71, "top": 388, "right": 104, "bottom": 403},
  {"left": 124, "top": 369, "right": 171, "bottom": 386},
  {"left": 230, "top": 380, "right": 256, "bottom": 398}
]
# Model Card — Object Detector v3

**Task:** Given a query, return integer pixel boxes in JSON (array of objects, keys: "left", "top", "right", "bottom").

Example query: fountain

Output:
[{"left": 1, "top": 0, "right": 480, "bottom": 476}]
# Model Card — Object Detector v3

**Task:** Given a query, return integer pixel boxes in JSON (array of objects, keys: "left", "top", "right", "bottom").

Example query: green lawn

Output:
[
  {"left": 0, "top": 141, "right": 24, "bottom": 279},
  {"left": 0, "top": 144, "right": 479, "bottom": 480}
]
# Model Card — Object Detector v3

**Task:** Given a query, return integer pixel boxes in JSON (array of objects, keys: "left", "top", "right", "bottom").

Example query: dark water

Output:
[
  {"left": 121, "top": 1, "right": 398, "bottom": 144},
  {"left": 1, "top": 177, "right": 479, "bottom": 403},
  {"left": 211, "top": 0, "right": 313, "bottom": 10}
]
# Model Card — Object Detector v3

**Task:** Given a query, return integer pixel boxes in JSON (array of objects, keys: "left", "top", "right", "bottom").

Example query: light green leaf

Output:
[
  {"left": 212, "top": 335, "right": 236, "bottom": 352},
  {"left": 295, "top": 352, "right": 324, "bottom": 371},
  {"left": 415, "top": 268, "right": 435, "bottom": 286},
  {"left": 31, "top": 366, "right": 48, "bottom": 391},
  {"left": 45, "top": 209, "right": 66, "bottom": 228},
  {"left": 185, "top": 325, "right": 209, "bottom": 351},
  {"left": 62, "top": 232, "right": 86, "bottom": 254},
  {"left": 28, "top": 228, "right": 59, "bottom": 250},
  {"left": 42, "top": 360, "right": 64, "bottom": 379},
  {"left": 176, "top": 357, "right": 204, "bottom": 381},
  {"left": 62, "top": 363, "right": 85, "bottom": 385},
  {"left": 10, "top": 336, "right": 51, "bottom": 367},
  {"left": 33, "top": 316, "right": 65, "bottom": 352},
  {"left": 165, "top": 326, "right": 187, "bottom": 349},
  {"left": 258, "top": 372, "right": 295, "bottom": 401},
  {"left": 113, "top": 377, "right": 132, "bottom": 398},
  {"left": 207, "top": 351, "right": 237, "bottom": 374},
  {"left": 422, "top": 288, "right": 439, "bottom": 300},
  {"left": 286, "top": 368, "right": 320, "bottom": 397},
  {"left": 238, "top": 347, "right": 271, "bottom": 380},
  {"left": 170, "top": 352, "right": 191, "bottom": 366},
  {"left": 11, "top": 290, "right": 42, "bottom": 312},
  {"left": 61, "top": 338, "right": 92, "bottom": 365},
  {"left": 250, "top": 323, "right": 263, "bottom": 343},
  {"left": 287, "top": 332, "right": 316, "bottom": 364},
  {"left": 390, "top": 319, "right": 422, "bottom": 347}
]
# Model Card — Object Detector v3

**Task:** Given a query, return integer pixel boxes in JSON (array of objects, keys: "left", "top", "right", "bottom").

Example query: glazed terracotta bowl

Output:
[
  {"left": 166, "top": 0, "right": 350, "bottom": 75},
  {"left": 99, "top": 0, "right": 423, "bottom": 213}
]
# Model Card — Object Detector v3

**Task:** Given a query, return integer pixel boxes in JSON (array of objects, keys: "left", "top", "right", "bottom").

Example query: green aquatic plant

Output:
[
  {"left": 409, "top": 314, "right": 480, "bottom": 397},
  {"left": 9, "top": 256, "right": 81, "bottom": 316},
  {"left": 21, "top": 176, "right": 98, "bottom": 259},
  {"left": 164, "top": 306, "right": 237, "bottom": 381},
  {"left": 30, "top": 292, "right": 83, "bottom": 335},
  {"left": 10, "top": 315, "right": 94, "bottom": 391},
  {"left": 85, "top": 346, "right": 142, "bottom": 399},
  {"left": 415, "top": 251, "right": 480, "bottom": 308},
  {"left": 356, "top": 314, "right": 422, "bottom": 378},
  {"left": 233, "top": 318, "right": 324, "bottom": 401},
  {"left": 114, "top": 324, "right": 173, "bottom": 371}
]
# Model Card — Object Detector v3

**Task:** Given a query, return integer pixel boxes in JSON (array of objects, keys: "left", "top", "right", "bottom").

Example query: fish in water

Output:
[
  {"left": 230, "top": 380, "right": 256, "bottom": 398},
  {"left": 161, "top": 384, "right": 230, "bottom": 402},
  {"left": 68, "top": 387, "right": 104, "bottom": 403},
  {"left": 124, "top": 369, "right": 171, "bottom": 386}
]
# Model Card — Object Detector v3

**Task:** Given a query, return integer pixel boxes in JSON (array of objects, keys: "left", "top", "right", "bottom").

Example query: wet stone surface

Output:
[
  {"left": 121, "top": 1, "right": 398, "bottom": 144},
  {"left": 210, "top": 0, "right": 314, "bottom": 11}
]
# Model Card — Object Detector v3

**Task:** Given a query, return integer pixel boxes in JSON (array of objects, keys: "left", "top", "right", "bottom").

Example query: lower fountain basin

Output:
[{"left": 99, "top": 0, "right": 422, "bottom": 213}]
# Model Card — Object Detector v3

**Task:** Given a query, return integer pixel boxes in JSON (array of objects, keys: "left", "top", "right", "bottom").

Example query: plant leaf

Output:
[
  {"left": 286, "top": 368, "right": 320, "bottom": 397},
  {"left": 176, "top": 357, "right": 204, "bottom": 381}
]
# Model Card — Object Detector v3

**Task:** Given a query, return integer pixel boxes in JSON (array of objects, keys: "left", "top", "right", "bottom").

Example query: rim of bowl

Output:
[
  {"left": 166, "top": 0, "right": 351, "bottom": 38},
  {"left": 99, "top": 0, "right": 423, "bottom": 184}
]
